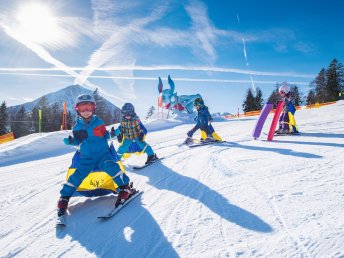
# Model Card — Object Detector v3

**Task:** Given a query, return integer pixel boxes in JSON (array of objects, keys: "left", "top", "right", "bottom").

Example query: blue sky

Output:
[{"left": 0, "top": 0, "right": 343, "bottom": 116}]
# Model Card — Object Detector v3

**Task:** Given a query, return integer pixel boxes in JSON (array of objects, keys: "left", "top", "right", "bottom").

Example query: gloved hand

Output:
[
  {"left": 138, "top": 132, "right": 145, "bottom": 141},
  {"left": 110, "top": 127, "right": 115, "bottom": 138},
  {"left": 63, "top": 135, "right": 74, "bottom": 145},
  {"left": 117, "top": 134, "right": 123, "bottom": 142},
  {"left": 74, "top": 130, "right": 88, "bottom": 142}
]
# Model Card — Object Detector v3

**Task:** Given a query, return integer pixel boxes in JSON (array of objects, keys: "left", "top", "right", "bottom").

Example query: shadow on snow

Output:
[
  {"left": 56, "top": 194, "right": 179, "bottom": 257},
  {"left": 132, "top": 162, "right": 273, "bottom": 233}
]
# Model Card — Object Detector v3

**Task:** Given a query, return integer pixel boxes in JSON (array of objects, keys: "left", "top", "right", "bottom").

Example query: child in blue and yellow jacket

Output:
[
  {"left": 112, "top": 103, "right": 158, "bottom": 164},
  {"left": 185, "top": 97, "right": 222, "bottom": 143},
  {"left": 57, "top": 94, "right": 133, "bottom": 218}
]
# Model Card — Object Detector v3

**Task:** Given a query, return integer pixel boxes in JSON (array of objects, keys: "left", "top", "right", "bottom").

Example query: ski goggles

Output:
[
  {"left": 122, "top": 111, "right": 133, "bottom": 117},
  {"left": 76, "top": 103, "right": 96, "bottom": 112}
]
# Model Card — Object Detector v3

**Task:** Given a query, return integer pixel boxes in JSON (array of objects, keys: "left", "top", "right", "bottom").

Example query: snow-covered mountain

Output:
[
  {"left": 0, "top": 101, "right": 343, "bottom": 257},
  {"left": 7, "top": 84, "right": 120, "bottom": 115}
]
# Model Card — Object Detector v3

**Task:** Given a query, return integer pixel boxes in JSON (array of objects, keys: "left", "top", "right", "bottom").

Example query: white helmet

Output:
[
  {"left": 75, "top": 94, "right": 96, "bottom": 107},
  {"left": 74, "top": 94, "right": 96, "bottom": 113},
  {"left": 279, "top": 84, "right": 290, "bottom": 94}
]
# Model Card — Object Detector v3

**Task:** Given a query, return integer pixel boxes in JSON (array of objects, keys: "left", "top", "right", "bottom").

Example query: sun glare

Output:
[{"left": 15, "top": 3, "right": 62, "bottom": 45}]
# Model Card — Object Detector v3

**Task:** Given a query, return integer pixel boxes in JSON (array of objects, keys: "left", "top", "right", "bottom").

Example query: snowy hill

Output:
[
  {"left": 7, "top": 84, "right": 120, "bottom": 115},
  {"left": 0, "top": 101, "right": 343, "bottom": 257}
]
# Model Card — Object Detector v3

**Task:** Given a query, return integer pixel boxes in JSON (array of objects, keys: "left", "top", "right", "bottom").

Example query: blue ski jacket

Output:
[
  {"left": 195, "top": 106, "right": 213, "bottom": 127},
  {"left": 69, "top": 115, "right": 110, "bottom": 157}
]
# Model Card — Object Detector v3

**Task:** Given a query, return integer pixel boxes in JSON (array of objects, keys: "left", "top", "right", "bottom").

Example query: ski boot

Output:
[
  {"left": 145, "top": 153, "right": 158, "bottom": 164},
  {"left": 202, "top": 135, "right": 216, "bottom": 143},
  {"left": 183, "top": 137, "right": 193, "bottom": 145},
  {"left": 116, "top": 183, "right": 134, "bottom": 207},
  {"left": 57, "top": 196, "right": 70, "bottom": 217},
  {"left": 275, "top": 128, "right": 290, "bottom": 135}
]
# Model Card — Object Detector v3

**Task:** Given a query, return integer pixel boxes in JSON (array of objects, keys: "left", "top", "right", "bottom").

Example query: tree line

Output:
[
  {"left": 0, "top": 89, "right": 121, "bottom": 138},
  {"left": 242, "top": 58, "right": 344, "bottom": 112}
]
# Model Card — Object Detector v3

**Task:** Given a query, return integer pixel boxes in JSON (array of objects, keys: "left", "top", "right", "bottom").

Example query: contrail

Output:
[
  {"left": 0, "top": 72, "right": 309, "bottom": 85},
  {"left": 237, "top": 14, "right": 256, "bottom": 94},
  {"left": 0, "top": 66, "right": 315, "bottom": 78}
]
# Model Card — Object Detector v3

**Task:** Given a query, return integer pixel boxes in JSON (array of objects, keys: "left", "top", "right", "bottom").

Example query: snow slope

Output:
[{"left": 0, "top": 101, "right": 343, "bottom": 257}]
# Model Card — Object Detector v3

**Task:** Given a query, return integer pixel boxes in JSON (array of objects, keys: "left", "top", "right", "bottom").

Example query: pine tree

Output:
[
  {"left": 306, "top": 90, "right": 316, "bottom": 105},
  {"left": 113, "top": 109, "right": 122, "bottom": 123},
  {"left": 290, "top": 85, "right": 302, "bottom": 106},
  {"left": 0, "top": 101, "right": 8, "bottom": 135},
  {"left": 37, "top": 96, "right": 51, "bottom": 132},
  {"left": 93, "top": 88, "right": 107, "bottom": 122},
  {"left": 325, "top": 59, "right": 344, "bottom": 101},
  {"left": 267, "top": 84, "right": 281, "bottom": 108},
  {"left": 145, "top": 106, "right": 156, "bottom": 119},
  {"left": 67, "top": 111, "right": 74, "bottom": 130},
  {"left": 242, "top": 88, "right": 256, "bottom": 112},
  {"left": 50, "top": 102, "right": 62, "bottom": 131},
  {"left": 253, "top": 88, "right": 264, "bottom": 110},
  {"left": 30, "top": 107, "right": 39, "bottom": 133},
  {"left": 313, "top": 68, "right": 327, "bottom": 102},
  {"left": 12, "top": 106, "right": 30, "bottom": 138}
]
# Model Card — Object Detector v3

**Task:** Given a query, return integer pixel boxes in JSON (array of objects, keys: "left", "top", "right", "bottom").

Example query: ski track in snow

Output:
[{"left": 0, "top": 101, "right": 344, "bottom": 257}]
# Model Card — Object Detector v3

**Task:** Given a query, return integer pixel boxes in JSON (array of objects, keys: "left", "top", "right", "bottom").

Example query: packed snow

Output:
[{"left": 0, "top": 101, "right": 343, "bottom": 257}]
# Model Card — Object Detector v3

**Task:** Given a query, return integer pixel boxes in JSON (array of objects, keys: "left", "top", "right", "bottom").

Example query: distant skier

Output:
[
  {"left": 184, "top": 97, "right": 222, "bottom": 144},
  {"left": 276, "top": 83, "right": 299, "bottom": 134},
  {"left": 111, "top": 103, "right": 158, "bottom": 164},
  {"left": 57, "top": 94, "right": 134, "bottom": 219}
]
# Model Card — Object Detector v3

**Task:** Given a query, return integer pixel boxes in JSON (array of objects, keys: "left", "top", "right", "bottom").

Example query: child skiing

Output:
[
  {"left": 111, "top": 103, "right": 158, "bottom": 164},
  {"left": 276, "top": 83, "right": 299, "bottom": 134},
  {"left": 184, "top": 97, "right": 222, "bottom": 144},
  {"left": 57, "top": 94, "right": 133, "bottom": 220}
]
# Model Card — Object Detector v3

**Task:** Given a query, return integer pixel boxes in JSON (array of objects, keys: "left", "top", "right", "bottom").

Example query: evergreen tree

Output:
[
  {"left": 290, "top": 85, "right": 302, "bottom": 106},
  {"left": 113, "top": 109, "right": 122, "bottom": 123},
  {"left": 50, "top": 102, "right": 62, "bottom": 131},
  {"left": 306, "top": 90, "right": 316, "bottom": 105},
  {"left": 67, "top": 111, "right": 74, "bottom": 130},
  {"left": 253, "top": 88, "right": 264, "bottom": 110},
  {"left": 145, "top": 106, "right": 156, "bottom": 119},
  {"left": 93, "top": 88, "right": 107, "bottom": 122},
  {"left": 30, "top": 107, "right": 39, "bottom": 133},
  {"left": 313, "top": 68, "right": 327, "bottom": 102},
  {"left": 103, "top": 109, "right": 113, "bottom": 125},
  {"left": 242, "top": 88, "right": 256, "bottom": 112},
  {"left": 36, "top": 96, "right": 51, "bottom": 132},
  {"left": 0, "top": 101, "right": 8, "bottom": 135},
  {"left": 267, "top": 84, "right": 281, "bottom": 108},
  {"left": 325, "top": 59, "right": 344, "bottom": 101},
  {"left": 12, "top": 106, "right": 30, "bottom": 138}
]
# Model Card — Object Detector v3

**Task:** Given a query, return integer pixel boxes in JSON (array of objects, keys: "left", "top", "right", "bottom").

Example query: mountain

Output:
[{"left": 7, "top": 84, "right": 120, "bottom": 115}]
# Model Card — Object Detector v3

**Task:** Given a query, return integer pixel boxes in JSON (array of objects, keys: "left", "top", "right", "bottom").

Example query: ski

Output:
[
  {"left": 264, "top": 132, "right": 300, "bottom": 137},
  {"left": 132, "top": 157, "right": 164, "bottom": 170},
  {"left": 188, "top": 140, "right": 226, "bottom": 148},
  {"left": 274, "top": 132, "right": 300, "bottom": 136},
  {"left": 98, "top": 190, "right": 143, "bottom": 219},
  {"left": 56, "top": 214, "right": 67, "bottom": 227}
]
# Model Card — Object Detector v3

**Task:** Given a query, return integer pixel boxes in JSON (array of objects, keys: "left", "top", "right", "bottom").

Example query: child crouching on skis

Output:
[
  {"left": 276, "top": 83, "right": 299, "bottom": 134},
  {"left": 57, "top": 94, "right": 133, "bottom": 218},
  {"left": 111, "top": 103, "right": 158, "bottom": 164},
  {"left": 185, "top": 97, "right": 222, "bottom": 144}
]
